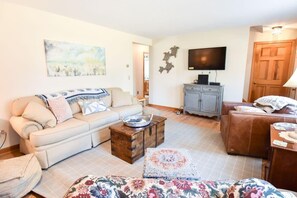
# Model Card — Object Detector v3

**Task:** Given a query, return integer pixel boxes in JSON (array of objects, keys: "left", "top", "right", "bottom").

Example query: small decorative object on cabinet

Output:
[
  {"left": 266, "top": 125, "right": 297, "bottom": 192},
  {"left": 183, "top": 84, "right": 224, "bottom": 118}
]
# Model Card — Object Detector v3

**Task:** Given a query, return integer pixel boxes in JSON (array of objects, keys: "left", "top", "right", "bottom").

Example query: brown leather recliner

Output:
[{"left": 220, "top": 102, "right": 297, "bottom": 159}]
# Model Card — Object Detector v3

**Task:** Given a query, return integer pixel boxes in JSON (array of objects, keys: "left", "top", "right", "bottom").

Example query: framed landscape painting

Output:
[{"left": 44, "top": 40, "right": 106, "bottom": 77}]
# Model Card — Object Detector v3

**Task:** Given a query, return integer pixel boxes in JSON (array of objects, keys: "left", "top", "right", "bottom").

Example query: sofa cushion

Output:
[
  {"left": 29, "top": 118, "right": 89, "bottom": 147},
  {"left": 22, "top": 101, "right": 56, "bottom": 128},
  {"left": 110, "top": 104, "right": 142, "bottom": 118},
  {"left": 226, "top": 178, "right": 284, "bottom": 198},
  {"left": 48, "top": 96, "right": 73, "bottom": 123},
  {"left": 64, "top": 175, "right": 234, "bottom": 198},
  {"left": 11, "top": 96, "right": 45, "bottom": 116},
  {"left": 100, "top": 88, "right": 112, "bottom": 107},
  {"left": 74, "top": 111, "right": 119, "bottom": 130},
  {"left": 112, "top": 89, "right": 132, "bottom": 107},
  {"left": 69, "top": 102, "right": 81, "bottom": 115}
]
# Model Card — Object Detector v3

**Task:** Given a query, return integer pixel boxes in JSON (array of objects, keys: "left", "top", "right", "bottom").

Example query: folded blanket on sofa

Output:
[{"left": 37, "top": 88, "right": 109, "bottom": 105}]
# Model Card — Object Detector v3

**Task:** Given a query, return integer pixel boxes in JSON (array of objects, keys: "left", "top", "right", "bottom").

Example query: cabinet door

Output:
[
  {"left": 200, "top": 93, "right": 218, "bottom": 113},
  {"left": 184, "top": 92, "right": 200, "bottom": 110}
]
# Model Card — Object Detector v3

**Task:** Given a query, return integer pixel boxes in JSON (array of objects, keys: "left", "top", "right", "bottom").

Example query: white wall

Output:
[
  {"left": 150, "top": 27, "right": 250, "bottom": 108},
  {"left": 243, "top": 29, "right": 297, "bottom": 101},
  {"left": 133, "top": 44, "right": 149, "bottom": 98},
  {"left": 0, "top": 2, "right": 151, "bottom": 148}
]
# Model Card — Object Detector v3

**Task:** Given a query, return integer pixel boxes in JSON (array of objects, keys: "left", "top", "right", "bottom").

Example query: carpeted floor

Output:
[{"left": 33, "top": 119, "right": 262, "bottom": 197}]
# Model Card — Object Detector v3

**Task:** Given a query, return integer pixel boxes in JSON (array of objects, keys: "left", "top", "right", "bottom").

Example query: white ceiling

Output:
[{"left": 2, "top": 0, "right": 297, "bottom": 38}]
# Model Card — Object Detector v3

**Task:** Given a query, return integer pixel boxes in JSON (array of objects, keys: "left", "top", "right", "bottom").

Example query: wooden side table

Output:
[{"left": 267, "top": 126, "right": 297, "bottom": 191}]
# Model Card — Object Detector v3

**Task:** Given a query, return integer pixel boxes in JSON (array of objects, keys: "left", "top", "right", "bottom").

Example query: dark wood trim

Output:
[
  {"left": 148, "top": 104, "right": 180, "bottom": 112},
  {"left": 0, "top": 144, "right": 19, "bottom": 155}
]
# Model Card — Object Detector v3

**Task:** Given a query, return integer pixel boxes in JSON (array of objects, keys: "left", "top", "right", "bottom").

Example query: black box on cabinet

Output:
[{"left": 197, "top": 74, "right": 209, "bottom": 85}]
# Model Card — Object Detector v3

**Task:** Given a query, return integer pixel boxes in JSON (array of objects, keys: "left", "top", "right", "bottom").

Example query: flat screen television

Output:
[{"left": 188, "top": 47, "right": 226, "bottom": 70}]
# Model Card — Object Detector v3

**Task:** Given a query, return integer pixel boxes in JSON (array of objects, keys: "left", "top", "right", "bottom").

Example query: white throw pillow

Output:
[
  {"left": 47, "top": 96, "right": 73, "bottom": 123},
  {"left": 234, "top": 106, "right": 266, "bottom": 113},
  {"left": 100, "top": 89, "right": 112, "bottom": 107},
  {"left": 112, "top": 90, "right": 132, "bottom": 107},
  {"left": 22, "top": 101, "right": 56, "bottom": 128},
  {"left": 254, "top": 95, "right": 297, "bottom": 111},
  {"left": 78, "top": 100, "right": 107, "bottom": 115},
  {"left": 253, "top": 103, "right": 274, "bottom": 113}
]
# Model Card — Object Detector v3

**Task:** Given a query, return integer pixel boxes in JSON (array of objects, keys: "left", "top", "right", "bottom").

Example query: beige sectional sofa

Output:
[{"left": 10, "top": 88, "right": 142, "bottom": 169}]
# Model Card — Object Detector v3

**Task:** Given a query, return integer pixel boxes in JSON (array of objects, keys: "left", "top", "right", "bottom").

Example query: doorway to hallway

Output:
[{"left": 133, "top": 43, "right": 150, "bottom": 105}]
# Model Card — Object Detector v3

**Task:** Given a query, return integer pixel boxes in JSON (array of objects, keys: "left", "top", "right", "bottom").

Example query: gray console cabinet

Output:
[{"left": 183, "top": 84, "right": 224, "bottom": 118}]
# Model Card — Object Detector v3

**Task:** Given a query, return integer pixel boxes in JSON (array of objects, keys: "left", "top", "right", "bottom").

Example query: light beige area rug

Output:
[{"left": 33, "top": 119, "right": 262, "bottom": 197}]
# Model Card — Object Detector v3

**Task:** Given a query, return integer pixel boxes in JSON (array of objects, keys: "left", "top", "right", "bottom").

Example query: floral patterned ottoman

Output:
[
  {"left": 143, "top": 148, "right": 200, "bottom": 180},
  {"left": 64, "top": 176, "right": 288, "bottom": 198}
]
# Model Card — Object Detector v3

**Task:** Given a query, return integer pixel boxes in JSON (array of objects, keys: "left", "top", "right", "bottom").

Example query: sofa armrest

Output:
[
  {"left": 10, "top": 116, "right": 43, "bottom": 139},
  {"left": 221, "top": 101, "right": 253, "bottom": 115},
  {"left": 224, "top": 111, "right": 297, "bottom": 158}
]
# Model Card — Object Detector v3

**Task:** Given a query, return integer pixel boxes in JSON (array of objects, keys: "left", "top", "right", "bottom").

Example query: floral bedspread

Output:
[{"left": 64, "top": 175, "right": 286, "bottom": 198}]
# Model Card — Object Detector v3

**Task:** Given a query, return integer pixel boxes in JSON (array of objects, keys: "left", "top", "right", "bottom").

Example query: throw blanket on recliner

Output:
[{"left": 37, "top": 88, "right": 109, "bottom": 106}]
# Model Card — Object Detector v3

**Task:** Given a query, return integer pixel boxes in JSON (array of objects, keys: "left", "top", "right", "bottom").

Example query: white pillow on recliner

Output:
[
  {"left": 254, "top": 95, "right": 297, "bottom": 111},
  {"left": 234, "top": 106, "right": 266, "bottom": 113}
]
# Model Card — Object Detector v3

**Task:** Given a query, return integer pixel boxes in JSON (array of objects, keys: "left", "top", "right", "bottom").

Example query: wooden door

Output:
[{"left": 248, "top": 40, "right": 296, "bottom": 102}]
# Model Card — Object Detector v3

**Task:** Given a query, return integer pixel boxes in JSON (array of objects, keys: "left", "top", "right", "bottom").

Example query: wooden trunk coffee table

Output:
[{"left": 110, "top": 115, "right": 167, "bottom": 164}]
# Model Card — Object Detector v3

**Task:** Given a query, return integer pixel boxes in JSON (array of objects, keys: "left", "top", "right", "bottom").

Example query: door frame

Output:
[
  {"left": 143, "top": 52, "right": 149, "bottom": 98},
  {"left": 248, "top": 39, "right": 297, "bottom": 102}
]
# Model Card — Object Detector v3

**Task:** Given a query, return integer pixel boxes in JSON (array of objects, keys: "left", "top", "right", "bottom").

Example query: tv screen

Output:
[{"left": 188, "top": 47, "right": 226, "bottom": 70}]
